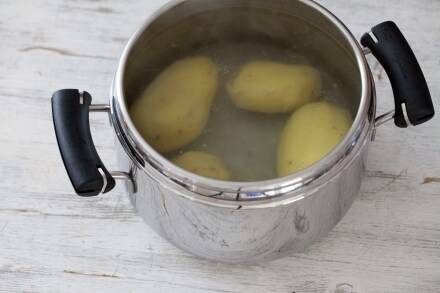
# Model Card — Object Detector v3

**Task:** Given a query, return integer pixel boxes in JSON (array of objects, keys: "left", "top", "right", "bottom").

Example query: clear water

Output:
[{"left": 165, "top": 41, "right": 352, "bottom": 182}]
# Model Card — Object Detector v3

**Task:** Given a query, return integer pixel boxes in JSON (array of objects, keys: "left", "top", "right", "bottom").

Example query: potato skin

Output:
[
  {"left": 277, "top": 102, "right": 352, "bottom": 177},
  {"left": 226, "top": 61, "right": 321, "bottom": 113},
  {"left": 130, "top": 57, "right": 219, "bottom": 154},
  {"left": 172, "top": 152, "right": 232, "bottom": 181}
]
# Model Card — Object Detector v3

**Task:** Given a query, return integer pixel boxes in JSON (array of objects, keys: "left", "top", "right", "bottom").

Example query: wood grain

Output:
[{"left": 0, "top": 0, "right": 439, "bottom": 292}]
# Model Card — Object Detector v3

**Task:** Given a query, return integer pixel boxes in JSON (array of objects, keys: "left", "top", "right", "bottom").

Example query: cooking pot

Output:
[{"left": 51, "top": 0, "right": 434, "bottom": 263}]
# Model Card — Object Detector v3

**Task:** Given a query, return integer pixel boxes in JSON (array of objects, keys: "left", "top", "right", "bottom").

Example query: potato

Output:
[
  {"left": 172, "top": 152, "right": 232, "bottom": 181},
  {"left": 277, "top": 102, "right": 352, "bottom": 177},
  {"left": 130, "top": 56, "right": 219, "bottom": 154},
  {"left": 226, "top": 61, "right": 321, "bottom": 113}
]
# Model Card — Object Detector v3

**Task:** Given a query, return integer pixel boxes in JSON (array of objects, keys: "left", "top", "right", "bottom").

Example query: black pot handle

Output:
[
  {"left": 52, "top": 89, "right": 116, "bottom": 197},
  {"left": 361, "top": 21, "right": 434, "bottom": 128}
]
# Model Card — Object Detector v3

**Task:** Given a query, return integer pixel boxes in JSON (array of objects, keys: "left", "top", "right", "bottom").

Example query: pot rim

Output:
[{"left": 112, "top": 0, "right": 373, "bottom": 207}]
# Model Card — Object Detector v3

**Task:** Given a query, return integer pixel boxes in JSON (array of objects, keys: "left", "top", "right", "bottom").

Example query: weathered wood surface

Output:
[{"left": 0, "top": 0, "right": 439, "bottom": 292}]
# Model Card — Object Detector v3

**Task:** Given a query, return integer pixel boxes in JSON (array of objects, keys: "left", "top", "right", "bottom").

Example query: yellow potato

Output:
[
  {"left": 130, "top": 56, "right": 219, "bottom": 154},
  {"left": 277, "top": 101, "right": 352, "bottom": 177},
  {"left": 226, "top": 61, "right": 322, "bottom": 113},
  {"left": 172, "top": 152, "right": 232, "bottom": 181}
]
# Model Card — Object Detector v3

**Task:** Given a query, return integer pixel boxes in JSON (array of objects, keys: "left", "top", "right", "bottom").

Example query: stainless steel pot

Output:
[{"left": 52, "top": 0, "right": 434, "bottom": 263}]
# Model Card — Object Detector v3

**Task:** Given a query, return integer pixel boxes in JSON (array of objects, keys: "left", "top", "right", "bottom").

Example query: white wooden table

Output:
[{"left": 0, "top": 0, "right": 439, "bottom": 292}]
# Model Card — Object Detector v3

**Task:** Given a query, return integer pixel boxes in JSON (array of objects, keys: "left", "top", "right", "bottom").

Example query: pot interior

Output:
[{"left": 121, "top": 0, "right": 363, "bottom": 182}]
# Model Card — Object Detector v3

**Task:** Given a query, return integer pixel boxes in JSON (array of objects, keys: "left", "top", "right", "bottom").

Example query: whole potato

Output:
[
  {"left": 277, "top": 101, "right": 352, "bottom": 177},
  {"left": 130, "top": 56, "right": 219, "bottom": 154},
  {"left": 172, "top": 152, "right": 232, "bottom": 181},
  {"left": 226, "top": 61, "right": 321, "bottom": 113}
]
